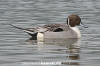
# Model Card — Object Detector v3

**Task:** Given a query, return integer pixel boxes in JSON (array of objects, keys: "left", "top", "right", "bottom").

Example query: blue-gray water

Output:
[{"left": 0, "top": 0, "right": 100, "bottom": 66}]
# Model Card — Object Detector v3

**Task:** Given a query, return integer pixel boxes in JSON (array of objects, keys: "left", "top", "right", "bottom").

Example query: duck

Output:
[{"left": 10, "top": 14, "right": 88, "bottom": 42}]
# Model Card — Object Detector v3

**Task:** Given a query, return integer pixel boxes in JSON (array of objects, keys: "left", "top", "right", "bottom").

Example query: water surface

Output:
[{"left": 0, "top": 0, "right": 100, "bottom": 66}]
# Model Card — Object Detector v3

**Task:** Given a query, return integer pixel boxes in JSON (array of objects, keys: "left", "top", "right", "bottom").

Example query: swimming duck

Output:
[{"left": 10, "top": 14, "right": 87, "bottom": 42}]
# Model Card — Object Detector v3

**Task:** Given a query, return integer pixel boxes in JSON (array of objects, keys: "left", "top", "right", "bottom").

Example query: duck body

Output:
[
  {"left": 37, "top": 26, "right": 81, "bottom": 42},
  {"left": 10, "top": 14, "right": 83, "bottom": 42}
]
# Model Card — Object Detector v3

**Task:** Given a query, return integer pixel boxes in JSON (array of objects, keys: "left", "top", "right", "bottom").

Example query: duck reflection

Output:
[
  {"left": 37, "top": 38, "right": 80, "bottom": 65},
  {"left": 28, "top": 38, "right": 80, "bottom": 65}
]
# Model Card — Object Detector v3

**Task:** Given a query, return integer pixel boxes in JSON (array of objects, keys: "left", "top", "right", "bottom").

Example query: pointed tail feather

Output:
[
  {"left": 9, "top": 24, "right": 27, "bottom": 30},
  {"left": 10, "top": 24, "right": 36, "bottom": 35}
]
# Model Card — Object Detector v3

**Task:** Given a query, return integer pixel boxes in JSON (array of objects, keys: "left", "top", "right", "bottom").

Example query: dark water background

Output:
[{"left": 0, "top": 0, "right": 100, "bottom": 66}]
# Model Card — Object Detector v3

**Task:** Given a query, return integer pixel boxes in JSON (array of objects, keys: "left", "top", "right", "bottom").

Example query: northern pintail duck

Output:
[{"left": 10, "top": 14, "right": 87, "bottom": 42}]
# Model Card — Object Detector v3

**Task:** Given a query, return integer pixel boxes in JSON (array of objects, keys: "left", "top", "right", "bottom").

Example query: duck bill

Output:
[{"left": 80, "top": 22, "right": 88, "bottom": 28}]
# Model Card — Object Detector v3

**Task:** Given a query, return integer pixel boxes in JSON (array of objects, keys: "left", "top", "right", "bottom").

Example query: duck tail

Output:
[
  {"left": 10, "top": 24, "right": 38, "bottom": 40},
  {"left": 10, "top": 24, "right": 36, "bottom": 34},
  {"left": 9, "top": 24, "right": 27, "bottom": 30}
]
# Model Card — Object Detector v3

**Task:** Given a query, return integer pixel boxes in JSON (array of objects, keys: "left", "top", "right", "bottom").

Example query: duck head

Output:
[{"left": 67, "top": 14, "right": 88, "bottom": 28}]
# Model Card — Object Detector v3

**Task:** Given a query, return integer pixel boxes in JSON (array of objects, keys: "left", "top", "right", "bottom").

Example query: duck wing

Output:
[{"left": 43, "top": 24, "right": 69, "bottom": 32}]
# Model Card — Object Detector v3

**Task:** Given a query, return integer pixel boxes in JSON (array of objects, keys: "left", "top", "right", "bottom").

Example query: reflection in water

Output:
[{"left": 35, "top": 38, "right": 80, "bottom": 65}]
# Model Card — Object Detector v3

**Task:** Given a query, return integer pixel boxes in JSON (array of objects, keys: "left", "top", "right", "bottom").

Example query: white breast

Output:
[{"left": 70, "top": 27, "right": 81, "bottom": 38}]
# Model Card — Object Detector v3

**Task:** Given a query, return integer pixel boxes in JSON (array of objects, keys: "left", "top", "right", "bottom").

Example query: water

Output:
[{"left": 0, "top": 0, "right": 100, "bottom": 66}]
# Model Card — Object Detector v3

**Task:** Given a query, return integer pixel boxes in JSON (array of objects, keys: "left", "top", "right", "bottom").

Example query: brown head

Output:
[{"left": 67, "top": 14, "right": 81, "bottom": 27}]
